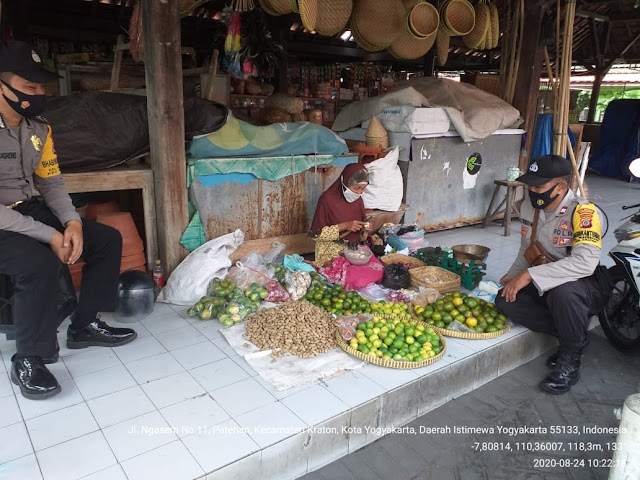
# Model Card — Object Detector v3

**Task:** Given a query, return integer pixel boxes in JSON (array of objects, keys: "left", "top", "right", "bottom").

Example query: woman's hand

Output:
[{"left": 339, "top": 220, "right": 368, "bottom": 233}]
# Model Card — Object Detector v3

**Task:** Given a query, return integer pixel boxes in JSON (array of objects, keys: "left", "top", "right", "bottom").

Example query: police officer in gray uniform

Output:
[
  {"left": 0, "top": 40, "right": 136, "bottom": 400},
  {"left": 496, "top": 154, "right": 604, "bottom": 395}
]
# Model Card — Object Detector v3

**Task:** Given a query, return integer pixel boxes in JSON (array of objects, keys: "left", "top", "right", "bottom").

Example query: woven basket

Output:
[
  {"left": 365, "top": 116, "right": 389, "bottom": 148},
  {"left": 409, "top": 305, "right": 511, "bottom": 339},
  {"left": 354, "top": 0, "right": 404, "bottom": 50},
  {"left": 441, "top": 0, "right": 475, "bottom": 36},
  {"left": 299, "top": 0, "right": 318, "bottom": 31},
  {"left": 352, "top": 21, "right": 386, "bottom": 52},
  {"left": 290, "top": 0, "right": 299, "bottom": 12},
  {"left": 436, "top": 28, "right": 451, "bottom": 66},
  {"left": 259, "top": 0, "right": 284, "bottom": 15},
  {"left": 179, "top": 0, "right": 209, "bottom": 17},
  {"left": 315, "top": 0, "right": 353, "bottom": 36},
  {"left": 379, "top": 253, "right": 426, "bottom": 269},
  {"left": 264, "top": 0, "right": 293, "bottom": 14},
  {"left": 409, "top": 266, "right": 460, "bottom": 292},
  {"left": 462, "top": 2, "right": 489, "bottom": 49},
  {"left": 490, "top": 2, "right": 499, "bottom": 49},
  {"left": 407, "top": 2, "right": 439, "bottom": 39},
  {"left": 389, "top": 30, "right": 436, "bottom": 60},
  {"left": 335, "top": 323, "right": 447, "bottom": 369}
]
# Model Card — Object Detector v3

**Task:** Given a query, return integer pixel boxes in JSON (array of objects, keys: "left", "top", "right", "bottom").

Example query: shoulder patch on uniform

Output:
[
  {"left": 32, "top": 115, "right": 50, "bottom": 125},
  {"left": 573, "top": 203, "right": 602, "bottom": 249},
  {"left": 34, "top": 124, "right": 61, "bottom": 179}
]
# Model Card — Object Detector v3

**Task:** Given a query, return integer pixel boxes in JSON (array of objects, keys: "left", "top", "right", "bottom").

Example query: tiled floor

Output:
[{"left": 0, "top": 175, "right": 635, "bottom": 480}]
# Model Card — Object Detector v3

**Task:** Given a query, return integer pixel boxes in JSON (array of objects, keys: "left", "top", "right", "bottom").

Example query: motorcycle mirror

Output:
[{"left": 630, "top": 158, "right": 640, "bottom": 178}]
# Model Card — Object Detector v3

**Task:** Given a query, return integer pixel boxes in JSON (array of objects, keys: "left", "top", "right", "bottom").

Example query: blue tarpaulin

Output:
[
  {"left": 589, "top": 99, "right": 640, "bottom": 180},
  {"left": 532, "top": 114, "right": 576, "bottom": 160}
]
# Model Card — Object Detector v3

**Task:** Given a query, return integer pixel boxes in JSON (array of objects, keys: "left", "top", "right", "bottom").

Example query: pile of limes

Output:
[
  {"left": 413, "top": 291, "right": 507, "bottom": 333},
  {"left": 348, "top": 317, "right": 441, "bottom": 362}
]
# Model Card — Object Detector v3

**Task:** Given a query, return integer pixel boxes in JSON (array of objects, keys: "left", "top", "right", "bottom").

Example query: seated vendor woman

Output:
[{"left": 311, "top": 163, "right": 370, "bottom": 244}]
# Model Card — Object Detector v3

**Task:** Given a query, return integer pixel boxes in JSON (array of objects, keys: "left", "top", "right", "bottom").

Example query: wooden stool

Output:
[{"left": 482, "top": 180, "right": 526, "bottom": 236}]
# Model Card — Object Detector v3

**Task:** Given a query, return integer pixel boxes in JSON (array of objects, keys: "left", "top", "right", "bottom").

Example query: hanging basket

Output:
[
  {"left": 353, "top": 0, "right": 404, "bottom": 50},
  {"left": 259, "top": 0, "right": 284, "bottom": 15},
  {"left": 315, "top": 0, "right": 353, "bottom": 36},
  {"left": 440, "top": 0, "right": 475, "bottom": 36},
  {"left": 436, "top": 28, "right": 451, "bottom": 66},
  {"left": 406, "top": 2, "right": 439, "bottom": 39},
  {"left": 290, "top": 0, "right": 299, "bottom": 13},
  {"left": 263, "top": 0, "right": 293, "bottom": 15},
  {"left": 462, "top": 2, "right": 490, "bottom": 49},
  {"left": 389, "top": 31, "right": 436, "bottom": 60},
  {"left": 299, "top": 0, "right": 318, "bottom": 31},
  {"left": 489, "top": 2, "right": 500, "bottom": 49},
  {"left": 352, "top": 20, "right": 386, "bottom": 52}
]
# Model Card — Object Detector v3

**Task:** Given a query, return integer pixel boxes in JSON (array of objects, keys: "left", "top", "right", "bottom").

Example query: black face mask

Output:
[
  {"left": 1, "top": 80, "right": 46, "bottom": 117},
  {"left": 529, "top": 183, "right": 561, "bottom": 210}
]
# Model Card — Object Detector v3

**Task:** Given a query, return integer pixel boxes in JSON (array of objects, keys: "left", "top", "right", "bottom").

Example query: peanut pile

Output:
[{"left": 245, "top": 301, "right": 336, "bottom": 359}]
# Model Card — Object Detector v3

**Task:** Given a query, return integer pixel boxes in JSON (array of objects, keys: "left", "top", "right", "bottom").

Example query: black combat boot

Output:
[
  {"left": 546, "top": 337, "right": 589, "bottom": 369},
  {"left": 539, "top": 345, "right": 581, "bottom": 395}
]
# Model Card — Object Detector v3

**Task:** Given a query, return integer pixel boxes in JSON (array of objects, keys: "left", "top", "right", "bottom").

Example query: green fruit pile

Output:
[
  {"left": 413, "top": 291, "right": 507, "bottom": 333},
  {"left": 187, "top": 278, "right": 265, "bottom": 326},
  {"left": 348, "top": 317, "right": 441, "bottom": 362}
]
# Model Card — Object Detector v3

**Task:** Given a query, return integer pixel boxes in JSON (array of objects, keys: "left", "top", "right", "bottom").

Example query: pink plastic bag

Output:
[{"left": 319, "top": 248, "right": 384, "bottom": 290}]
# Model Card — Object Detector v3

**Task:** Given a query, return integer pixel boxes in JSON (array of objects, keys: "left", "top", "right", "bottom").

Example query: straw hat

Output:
[
  {"left": 440, "top": 0, "right": 475, "bottom": 36},
  {"left": 436, "top": 29, "right": 450, "bottom": 66},
  {"left": 365, "top": 116, "right": 389, "bottom": 149},
  {"left": 299, "top": 0, "right": 318, "bottom": 31},
  {"left": 406, "top": 2, "right": 439, "bottom": 39},
  {"left": 315, "top": 0, "right": 353, "bottom": 36},
  {"left": 353, "top": 0, "right": 404, "bottom": 50},
  {"left": 462, "top": 2, "right": 489, "bottom": 49}
]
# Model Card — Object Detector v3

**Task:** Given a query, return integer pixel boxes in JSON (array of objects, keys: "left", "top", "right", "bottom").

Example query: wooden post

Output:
[
  {"left": 587, "top": 70, "right": 603, "bottom": 123},
  {"left": 423, "top": 50, "right": 436, "bottom": 77},
  {"left": 511, "top": 0, "right": 546, "bottom": 171},
  {"left": 141, "top": 0, "right": 189, "bottom": 273}
]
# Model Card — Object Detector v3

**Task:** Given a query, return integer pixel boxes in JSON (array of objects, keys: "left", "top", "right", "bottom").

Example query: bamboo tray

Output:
[
  {"left": 379, "top": 253, "right": 426, "bottom": 269},
  {"left": 335, "top": 317, "right": 446, "bottom": 369},
  {"left": 410, "top": 304, "right": 510, "bottom": 339},
  {"left": 409, "top": 266, "right": 461, "bottom": 292}
]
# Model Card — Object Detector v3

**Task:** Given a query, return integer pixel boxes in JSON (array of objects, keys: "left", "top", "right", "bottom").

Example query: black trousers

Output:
[
  {"left": 0, "top": 199, "right": 122, "bottom": 358},
  {"left": 495, "top": 276, "right": 603, "bottom": 347}
]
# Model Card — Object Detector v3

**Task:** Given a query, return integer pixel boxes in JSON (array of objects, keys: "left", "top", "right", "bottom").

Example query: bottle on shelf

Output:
[{"left": 152, "top": 259, "right": 166, "bottom": 289}]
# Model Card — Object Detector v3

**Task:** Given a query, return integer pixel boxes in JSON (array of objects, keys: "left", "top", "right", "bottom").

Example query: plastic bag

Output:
[
  {"left": 382, "top": 264, "right": 410, "bottom": 290},
  {"left": 264, "top": 241, "right": 286, "bottom": 265},
  {"left": 285, "top": 271, "right": 311, "bottom": 301},
  {"left": 265, "top": 279, "right": 290, "bottom": 303},
  {"left": 158, "top": 229, "right": 244, "bottom": 305},
  {"left": 411, "top": 288, "right": 441, "bottom": 307},
  {"left": 283, "top": 254, "right": 316, "bottom": 273},
  {"left": 228, "top": 252, "right": 275, "bottom": 290},
  {"left": 334, "top": 314, "right": 372, "bottom": 341}
]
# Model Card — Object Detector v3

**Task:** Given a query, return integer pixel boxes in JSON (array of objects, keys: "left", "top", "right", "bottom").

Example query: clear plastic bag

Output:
[
  {"left": 334, "top": 314, "right": 372, "bottom": 341},
  {"left": 228, "top": 252, "right": 275, "bottom": 290}
]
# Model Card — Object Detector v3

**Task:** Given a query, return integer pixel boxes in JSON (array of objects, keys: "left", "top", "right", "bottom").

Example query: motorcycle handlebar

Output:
[{"left": 622, "top": 203, "right": 640, "bottom": 210}]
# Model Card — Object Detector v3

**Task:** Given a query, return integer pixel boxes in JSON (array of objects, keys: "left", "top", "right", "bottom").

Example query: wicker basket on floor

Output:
[
  {"left": 409, "top": 266, "right": 460, "bottom": 292},
  {"left": 379, "top": 253, "right": 426, "bottom": 269}
]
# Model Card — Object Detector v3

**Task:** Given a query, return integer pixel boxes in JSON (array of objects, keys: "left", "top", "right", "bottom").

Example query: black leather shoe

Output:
[
  {"left": 546, "top": 337, "right": 589, "bottom": 369},
  {"left": 540, "top": 347, "right": 581, "bottom": 395},
  {"left": 11, "top": 354, "right": 61, "bottom": 400},
  {"left": 43, "top": 339, "right": 60, "bottom": 365},
  {"left": 67, "top": 317, "right": 137, "bottom": 349}
]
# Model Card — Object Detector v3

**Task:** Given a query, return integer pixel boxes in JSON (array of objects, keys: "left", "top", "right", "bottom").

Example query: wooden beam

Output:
[
  {"left": 587, "top": 70, "right": 603, "bottom": 124},
  {"left": 576, "top": 8, "right": 609, "bottom": 22},
  {"left": 141, "top": 0, "right": 189, "bottom": 274},
  {"left": 602, "top": 31, "right": 640, "bottom": 73},
  {"left": 511, "top": 0, "right": 546, "bottom": 171}
]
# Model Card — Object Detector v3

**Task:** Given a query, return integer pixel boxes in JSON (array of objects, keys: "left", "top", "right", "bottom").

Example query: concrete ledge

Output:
[{"left": 201, "top": 326, "right": 558, "bottom": 480}]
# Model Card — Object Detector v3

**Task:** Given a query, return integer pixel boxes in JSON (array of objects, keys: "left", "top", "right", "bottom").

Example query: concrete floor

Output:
[{"left": 301, "top": 174, "right": 640, "bottom": 480}]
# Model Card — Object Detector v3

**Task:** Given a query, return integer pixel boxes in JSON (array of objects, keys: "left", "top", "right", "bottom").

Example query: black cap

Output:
[
  {"left": 0, "top": 40, "right": 59, "bottom": 83},
  {"left": 516, "top": 154, "right": 572, "bottom": 186}
]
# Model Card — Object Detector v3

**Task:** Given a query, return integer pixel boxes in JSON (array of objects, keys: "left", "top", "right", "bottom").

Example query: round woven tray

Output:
[
  {"left": 389, "top": 31, "right": 436, "bottom": 60},
  {"left": 354, "top": 0, "right": 404, "bottom": 49},
  {"left": 410, "top": 304, "right": 510, "bottom": 339},
  {"left": 462, "top": 2, "right": 489, "bottom": 49},
  {"left": 299, "top": 0, "right": 318, "bottom": 31},
  {"left": 259, "top": 0, "right": 284, "bottom": 15},
  {"left": 351, "top": 21, "right": 387, "bottom": 52},
  {"left": 441, "top": 0, "right": 475, "bottom": 36},
  {"left": 409, "top": 266, "right": 460, "bottom": 293},
  {"left": 315, "top": 0, "right": 352, "bottom": 36},
  {"left": 436, "top": 28, "right": 451, "bottom": 66},
  {"left": 379, "top": 253, "right": 426, "bottom": 269},
  {"left": 264, "top": 0, "right": 293, "bottom": 15},
  {"left": 335, "top": 319, "right": 447, "bottom": 369},
  {"left": 407, "top": 2, "right": 439, "bottom": 39}
]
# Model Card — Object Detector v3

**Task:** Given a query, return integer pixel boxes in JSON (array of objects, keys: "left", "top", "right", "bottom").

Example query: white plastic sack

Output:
[
  {"left": 362, "top": 146, "right": 404, "bottom": 212},
  {"left": 361, "top": 106, "right": 451, "bottom": 135},
  {"left": 157, "top": 229, "right": 245, "bottom": 305}
]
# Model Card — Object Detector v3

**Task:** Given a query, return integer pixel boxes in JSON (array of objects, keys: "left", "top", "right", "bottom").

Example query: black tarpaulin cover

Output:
[{"left": 45, "top": 92, "right": 228, "bottom": 173}]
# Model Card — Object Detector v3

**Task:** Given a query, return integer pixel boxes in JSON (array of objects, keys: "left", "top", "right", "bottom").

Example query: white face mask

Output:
[{"left": 342, "top": 179, "right": 364, "bottom": 203}]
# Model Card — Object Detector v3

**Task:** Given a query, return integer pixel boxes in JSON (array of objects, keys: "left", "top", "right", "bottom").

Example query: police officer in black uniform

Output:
[{"left": 0, "top": 41, "right": 137, "bottom": 400}]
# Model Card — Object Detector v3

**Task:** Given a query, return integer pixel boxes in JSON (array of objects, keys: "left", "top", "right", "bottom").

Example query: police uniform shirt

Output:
[
  {"left": 0, "top": 113, "right": 81, "bottom": 243},
  {"left": 506, "top": 189, "right": 602, "bottom": 295}
]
